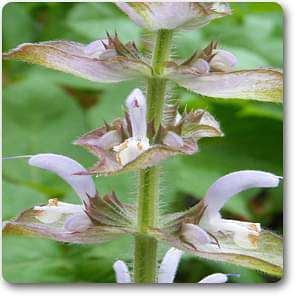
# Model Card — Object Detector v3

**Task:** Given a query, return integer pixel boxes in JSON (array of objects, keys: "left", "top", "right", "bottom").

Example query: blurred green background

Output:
[{"left": 2, "top": 2, "right": 283, "bottom": 283}]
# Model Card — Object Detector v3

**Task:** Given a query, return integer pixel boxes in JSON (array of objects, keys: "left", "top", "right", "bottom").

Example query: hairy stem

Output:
[{"left": 134, "top": 29, "right": 173, "bottom": 283}]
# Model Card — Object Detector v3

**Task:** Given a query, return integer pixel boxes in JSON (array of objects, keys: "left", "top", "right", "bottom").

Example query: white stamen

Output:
[{"left": 113, "top": 137, "right": 150, "bottom": 166}]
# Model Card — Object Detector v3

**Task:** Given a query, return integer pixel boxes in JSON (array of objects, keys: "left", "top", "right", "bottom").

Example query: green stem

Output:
[{"left": 134, "top": 29, "right": 173, "bottom": 284}]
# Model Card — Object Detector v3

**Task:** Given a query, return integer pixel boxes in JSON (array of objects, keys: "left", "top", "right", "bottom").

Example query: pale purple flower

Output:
[
  {"left": 113, "top": 88, "right": 150, "bottom": 166},
  {"left": 113, "top": 260, "right": 132, "bottom": 283},
  {"left": 3, "top": 154, "right": 136, "bottom": 243},
  {"left": 28, "top": 153, "right": 96, "bottom": 232},
  {"left": 113, "top": 247, "right": 239, "bottom": 283},
  {"left": 182, "top": 171, "right": 281, "bottom": 249},
  {"left": 199, "top": 273, "right": 240, "bottom": 284}
]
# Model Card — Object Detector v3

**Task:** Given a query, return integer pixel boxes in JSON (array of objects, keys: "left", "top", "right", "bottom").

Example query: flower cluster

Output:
[
  {"left": 3, "top": 1, "right": 283, "bottom": 283},
  {"left": 74, "top": 88, "right": 222, "bottom": 175}
]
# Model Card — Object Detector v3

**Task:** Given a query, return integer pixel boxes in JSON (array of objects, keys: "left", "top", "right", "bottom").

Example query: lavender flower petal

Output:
[
  {"left": 113, "top": 260, "right": 132, "bottom": 283},
  {"left": 29, "top": 153, "right": 96, "bottom": 204},
  {"left": 199, "top": 273, "right": 229, "bottom": 283},
  {"left": 157, "top": 248, "right": 183, "bottom": 283},
  {"left": 126, "top": 88, "right": 147, "bottom": 139},
  {"left": 203, "top": 170, "right": 281, "bottom": 219}
]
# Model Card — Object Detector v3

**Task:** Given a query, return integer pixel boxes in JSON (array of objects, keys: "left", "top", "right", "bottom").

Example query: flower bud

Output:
[
  {"left": 210, "top": 49, "right": 238, "bottom": 72},
  {"left": 191, "top": 59, "right": 210, "bottom": 74},
  {"left": 64, "top": 213, "right": 92, "bottom": 233},
  {"left": 84, "top": 39, "right": 108, "bottom": 58},
  {"left": 163, "top": 131, "right": 184, "bottom": 149},
  {"left": 181, "top": 223, "right": 211, "bottom": 248}
]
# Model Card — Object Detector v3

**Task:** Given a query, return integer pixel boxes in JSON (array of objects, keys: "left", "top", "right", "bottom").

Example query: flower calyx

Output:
[{"left": 84, "top": 191, "right": 136, "bottom": 228}]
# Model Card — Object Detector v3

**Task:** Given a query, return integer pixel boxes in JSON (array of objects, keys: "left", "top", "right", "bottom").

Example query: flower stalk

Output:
[{"left": 134, "top": 29, "right": 173, "bottom": 283}]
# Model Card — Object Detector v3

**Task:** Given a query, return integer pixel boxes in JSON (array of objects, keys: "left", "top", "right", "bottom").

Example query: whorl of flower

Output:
[
  {"left": 74, "top": 89, "right": 223, "bottom": 175},
  {"left": 3, "top": 153, "right": 136, "bottom": 243},
  {"left": 3, "top": 34, "right": 283, "bottom": 103},
  {"left": 116, "top": 2, "right": 231, "bottom": 31}
]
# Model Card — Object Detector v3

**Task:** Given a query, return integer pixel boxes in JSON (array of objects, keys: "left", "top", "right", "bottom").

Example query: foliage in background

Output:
[{"left": 2, "top": 2, "right": 283, "bottom": 283}]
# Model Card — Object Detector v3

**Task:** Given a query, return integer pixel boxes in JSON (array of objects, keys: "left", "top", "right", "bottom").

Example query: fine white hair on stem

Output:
[
  {"left": 157, "top": 248, "right": 183, "bottom": 283},
  {"left": 203, "top": 170, "right": 281, "bottom": 219},
  {"left": 28, "top": 153, "right": 96, "bottom": 204},
  {"left": 113, "top": 260, "right": 132, "bottom": 283}
]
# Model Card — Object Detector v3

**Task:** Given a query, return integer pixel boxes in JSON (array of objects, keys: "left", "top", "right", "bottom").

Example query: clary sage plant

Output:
[{"left": 3, "top": 2, "right": 283, "bottom": 283}]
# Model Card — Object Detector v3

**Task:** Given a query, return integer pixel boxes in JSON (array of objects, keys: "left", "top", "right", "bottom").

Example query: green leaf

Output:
[
  {"left": 2, "top": 3, "right": 34, "bottom": 51},
  {"left": 2, "top": 180, "right": 47, "bottom": 220},
  {"left": 66, "top": 3, "right": 141, "bottom": 42},
  {"left": 3, "top": 236, "right": 75, "bottom": 283}
]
